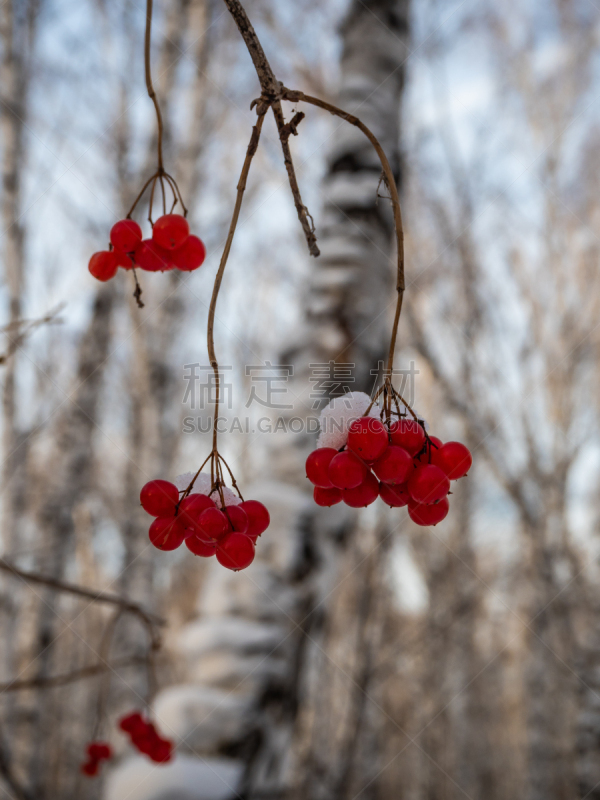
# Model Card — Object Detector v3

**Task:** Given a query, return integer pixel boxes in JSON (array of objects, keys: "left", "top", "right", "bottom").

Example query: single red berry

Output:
[
  {"left": 313, "top": 486, "right": 343, "bottom": 506},
  {"left": 436, "top": 441, "right": 472, "bottom": 480},
  {"left": 172, "top": 234, "right": 206, "bottom": 271},
  {"left": 134, "top": 239, "right": 173, "bottom": 271},
  {"left": 133, "top": 732, "right": 154, "bottom": 755},
  {"left": 81, "top": 759, "right": 99, "bottom": 777},
  {"left": 217, "top": 532, "right": 256, "bottom": 571},
  {"left": 347, "top": 417, "right": 388, "bottom": 462},
  {"left": 197, "top": 507, "right": 229, "bottom": 541},
  {"left": 186, "top": 536, "right": 217, "bottom": 557},
  {"left": 224, "top": 505, "right": 248, "bottom": 534},
  {"left": 87, "top": 742, "right": 112, "bottom": 761},
  {"left": 110, "top": 219, "right": 142, "bottom": 252},
  {"left": 178, "top": 493, "right": 215, "bottom": 531},
  {"left": 343, "top": 471, "right": 379, "bottom": 508},
  {"left": 408, "top": 496, "right": 450, "bottom": 526},
  {"left": 372, "top": 445, "right": 412, "bottom": 485},
  {"left": 379, "top": 482, "right": 410, "bottom": 507},
  {"left": 88, "top": 251, "right": 118, "bottom": 282},
  {"left": 113, "top": 249, "right": 134, "bottom": 269},
  {"left": 328, "top": 451, "right": 367, "bottom": 490},
  {"left": 305, "top": 447, "right": 337, "bottom": 488},
  {"left": 119, "top": 712, "right": 145, "bottom": 735},
  {"left": 149, "top": 739, "right": 173, "bottom": 763},
  {"left": 149, "top": 516, "right": 185, "bottom": 551},
  {"left": 408, "top": 464, "right": 450, "bottom": 505},
  {"left": 389, "top": 418, "right": 426, "bottom": 455},
  {"left": 152, "top": 214, "right": 189, "bottom": 250},
  {"left": 140, "top": 480, "right": 179, "bottom": 517},
  {"left": 238, "top": 500, "right": 270, "bottom": 540}
]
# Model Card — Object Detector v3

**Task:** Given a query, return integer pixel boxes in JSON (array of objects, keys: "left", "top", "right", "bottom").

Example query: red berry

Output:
[
  {"left": 185, "top": 536, "right": 217, "bottom": 557},
  {"left": 224, "top": 505, "right": 248, "bottom": 534},
  {"left": 436, "top": 441, "right": 472, "bottom": 480},
  {"left": 217, "top": 532, "right": 255, "bottom": 571},
  {"left": 149, "top": 516, "right": 185, "bottom": 551},
  {"left": 88, "top": 251, "right": 118, "bottom": 282},
  {"left": 81, "top": 759, "right": 99, "bottom": 777},
  {"left": 172, "top": 235, "right": 206, "bottom": 271},
  {"left": 178, "top": 493, "right": 215, "bottom": 531},
  {"left": 372, "top": 445, "right": 412, "bottom": 485},
  {"left": 408, "top": 464, "right": 450, "bottom": 505},
  {"left": 305, "top": 447, "right": 337, "bottom": 488},
  {"left": 197, "top": 507, "right": 229, "bottom": 541},
  {"left": 343, "top": 471, "right": 379, "bottom": 507},
  {"left": 118, "top": 712, "right": 145, "bottom": 735},
  {"left": 389, "top": 418, "right": 425, "bottom": 455},
  {"left": 379, "top": 482, "right": 410, "bottom": 507},
  {"left": 238, "top": 500, "right": 270, "bottom": 540},
  {"left": 347, "top": 417, "right": 388, "bottom": 462},
  {"left": 313, "top": 486, "right": 343, "bottom": 506},
  {"left": 110, "top": 219, "right": 142, "bottom": 252},
  {"left": 140, "top": 480, "right": 179, "bottom": 517},
  {"left": 134, "top": 239, "right": 172, "bottom": 271},
  {"left": 114, "top": 249, "right": 134, "bottom": 269},
  {"left": 149, "top": 739, "right": 173, "bottom": 763},
  {"left": 152, "top": 214, "right": 189, "bottom": 250},
  {"left": 87, "top": 742, "right": 112, "bottom": 761},
  {"left": 408, "top": 496, "right": 450, "bottom": 526},
  {"left": 328, "top": 451, "right": 367, "bottom": 490}
]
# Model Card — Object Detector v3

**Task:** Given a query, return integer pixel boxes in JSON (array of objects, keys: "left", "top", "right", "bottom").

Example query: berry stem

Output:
[
  {"left": 206, "top": 109, "right": 267, "bottom": 454},
  {"left": 144, "top": 0, "right": 164, "bottom": 172},
  {"left": 280, "top": 89, "right": 405, "bottom": 376}
]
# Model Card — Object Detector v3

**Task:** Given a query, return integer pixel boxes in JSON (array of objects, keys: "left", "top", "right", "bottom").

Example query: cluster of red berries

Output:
[
  {"left": 80, "top": 741, "right": 113, "bottom": 776},
  {"left": 306, "top": 417, "right": 472, "bottom": 526},
  {"left": 140, "top": 479, "right": 270, "bottom": 571},
  {"left": 119, "top": 711, "right": 173, "bottom": 763},
  {"left": 88, "top": 214, "right": 206, "bottom": 282}
]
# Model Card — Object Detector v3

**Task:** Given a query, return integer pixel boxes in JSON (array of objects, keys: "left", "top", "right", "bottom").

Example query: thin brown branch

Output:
[
  {"left": 0, "top": 559, "right": 164, "bottom": 627},
  {"left": 222, "top": 0, "right": 320, "bottom": 257},
  {"left": 145, "top": 0, "right": 164, "bottom": 171},
  {"left": 207, "top": 110, "right": 267, "bottom": 451},
  {"left": 0, "top": 656, "right": 148, "bottom": 693},
  {"left": 282, "top": 88, "right": 405, "bottom": 373}
]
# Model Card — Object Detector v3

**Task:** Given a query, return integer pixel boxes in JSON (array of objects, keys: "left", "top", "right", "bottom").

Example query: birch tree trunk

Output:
[{"left": 105, "top": 2, "right": 411, "bottom": 799}]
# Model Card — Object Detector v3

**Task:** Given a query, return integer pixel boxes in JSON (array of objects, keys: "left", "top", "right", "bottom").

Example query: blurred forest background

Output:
[{"left": 1, "top": 0, "right": 600, "bottom": 798}]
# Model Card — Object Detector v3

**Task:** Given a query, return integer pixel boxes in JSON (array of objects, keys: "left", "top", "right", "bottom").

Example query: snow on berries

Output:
[
  {"left": 140, "top": 457, "right": 270, "bottom": 571},
  {"left": 88, "top": 213, "right": 206, "bottom": 282},
  {"left": 306, "top": 393, "right": 472, "bottom": 527},
  {"left": 119, "top": 712, "right": 173, "bottom": 763}
]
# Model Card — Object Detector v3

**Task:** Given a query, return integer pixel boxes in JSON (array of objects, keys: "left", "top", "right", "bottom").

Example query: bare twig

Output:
[
  {"left": 222, "top": 0, "right": 320, "bottom": 257},
  {"left": 0, "top": 304, "right": 64, "bottom": 365},
  {"left": 207, "top": 110, "right": 267, "bottom": 453},
  {"left": 0, "top": 559, "right": 164, "bottom": 628},
  {"left": 0, "top": 656, "right": 149, "bottom": 693}
]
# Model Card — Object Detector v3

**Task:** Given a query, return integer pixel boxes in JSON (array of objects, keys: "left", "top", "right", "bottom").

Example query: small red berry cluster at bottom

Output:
[
  {"left": 80, "top": 741, "right": 112, "bottom": 776},
  {"left": 119, "top": 712, "right": 173, "bottom": 763},
  {"left": 307, "top": 417, "right": 472, "bottom": 526},
  {"left": 89, "top": 214, "right": 206, "bottom": 282},
  {"left": 140, "top": 479, "right": 270, "bottom": 571}
]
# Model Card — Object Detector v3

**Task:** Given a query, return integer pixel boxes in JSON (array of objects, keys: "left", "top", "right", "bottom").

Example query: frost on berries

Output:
[
  {"left": 306, "top": 406, "right": 472, "bottom": 527},
  {"left": 317, "top": 391, "right": 382, "bottom": 451}
]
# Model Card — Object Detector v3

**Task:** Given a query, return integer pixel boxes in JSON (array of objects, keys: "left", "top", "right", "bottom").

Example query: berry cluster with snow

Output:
[
  {"left": 139, "top": 473, "right": 269, "bottom": 571},
  {"left": 307, "top": 392, "right": 472, "bottom": 526}
]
